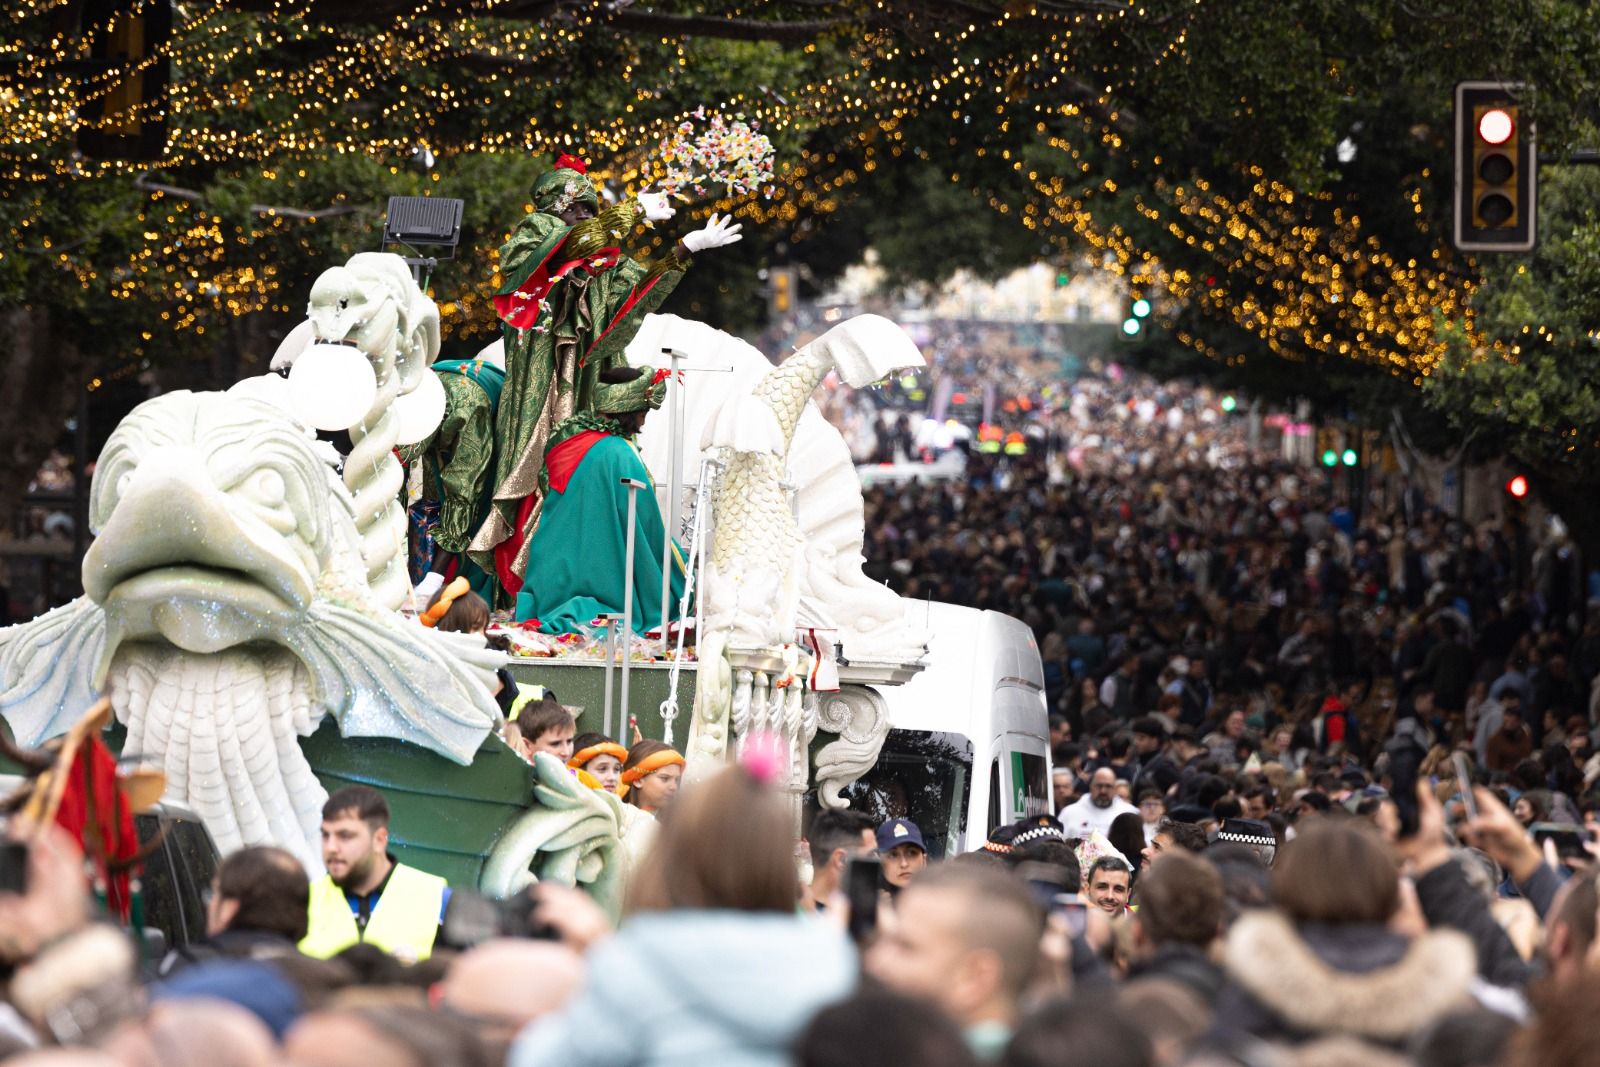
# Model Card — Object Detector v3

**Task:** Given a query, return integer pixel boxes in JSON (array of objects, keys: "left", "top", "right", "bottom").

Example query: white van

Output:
[{"left": 837, "top": 602, "right": 1052, "bottom": 856}]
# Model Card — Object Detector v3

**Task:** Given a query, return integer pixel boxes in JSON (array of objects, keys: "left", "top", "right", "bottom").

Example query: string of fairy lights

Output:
[{"left": 2, "top": 0, "right": 1498, "bottom": 383}]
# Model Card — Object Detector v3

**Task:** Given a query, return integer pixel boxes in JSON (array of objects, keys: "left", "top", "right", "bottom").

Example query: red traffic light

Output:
[
  {"left": 1506, "top": 475, "right": 1529, "bottom": 499},
  {"left": 1478, "top": 108, "right": 1515, "bottom": 145}
]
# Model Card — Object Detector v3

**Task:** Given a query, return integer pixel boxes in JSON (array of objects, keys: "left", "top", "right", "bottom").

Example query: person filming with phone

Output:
[{"left": 804, "top": 809, "right": 876, "bottom": 914}]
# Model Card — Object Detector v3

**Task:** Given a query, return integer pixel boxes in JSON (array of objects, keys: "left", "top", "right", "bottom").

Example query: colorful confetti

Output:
[{"left": 657, "top": 107, "right": 777, "bottom": 201}]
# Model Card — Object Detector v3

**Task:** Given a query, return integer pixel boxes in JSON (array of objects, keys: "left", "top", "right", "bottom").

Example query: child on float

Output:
[
  {"left": 418, "top": 576, "right": 521, "bottom": 717},
  {"left": 620, "top": 740, "right": 685, "bottom": 816},
  {"left": 568, "top": 732, "right": 628, "bottom": 793},
  {"left": 506, "top": 696, "right": 577, "bottom": 764}
]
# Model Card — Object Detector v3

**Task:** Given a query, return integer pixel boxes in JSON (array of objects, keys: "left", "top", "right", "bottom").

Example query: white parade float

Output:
[{"left": 0, "top": 245, "right": 1016, "bottom": 910}]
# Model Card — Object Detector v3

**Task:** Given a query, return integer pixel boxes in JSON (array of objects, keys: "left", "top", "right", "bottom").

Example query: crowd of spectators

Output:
[{"left": 6, "top": 362, "right": 1600, "bottom": 1066}]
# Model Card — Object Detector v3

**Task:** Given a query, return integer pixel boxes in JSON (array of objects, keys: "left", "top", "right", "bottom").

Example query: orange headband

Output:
[
  {"left": 568, "top": 742, "right": 628, "bottom": 770},
  {"left": 618, "top": 750, "right": 685, "bottom": 798},
  {"left": 420, "top": 577, "right": 471, "bottom": 628}
]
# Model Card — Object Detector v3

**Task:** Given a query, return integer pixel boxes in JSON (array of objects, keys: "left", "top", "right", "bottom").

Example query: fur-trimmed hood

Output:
[{"left": 1223, "top": 911, "right": 1476, "bottom": 1043}]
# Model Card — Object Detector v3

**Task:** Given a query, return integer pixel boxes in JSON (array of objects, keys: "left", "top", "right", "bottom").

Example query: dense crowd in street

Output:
[{"left": 5, "top": 353, "right": 1600, "bottom": 1067}]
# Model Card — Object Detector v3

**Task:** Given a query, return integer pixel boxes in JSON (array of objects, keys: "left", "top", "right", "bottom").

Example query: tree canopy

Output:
[{"left": 3, "top": 0, "right": 1599, "bottom": 526}]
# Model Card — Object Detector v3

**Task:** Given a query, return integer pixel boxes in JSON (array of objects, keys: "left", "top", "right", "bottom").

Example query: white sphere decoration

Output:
[
  {"left": 288, "top": 341, "right": 377, "bottom": 431},
  {"left": 227, "top": 372, "right": 298, "bottom": 418},
  {"left": 392, "top": 368, "right": 448, "bottom": 446}
]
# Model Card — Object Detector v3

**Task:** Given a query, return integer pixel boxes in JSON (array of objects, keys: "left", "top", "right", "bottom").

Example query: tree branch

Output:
[{"left": 607, "top": 8, "right": 861, "bottom": 43}]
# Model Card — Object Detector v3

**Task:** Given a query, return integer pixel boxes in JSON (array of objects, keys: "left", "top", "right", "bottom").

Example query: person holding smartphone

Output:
[{"left": 804, "top": 809, "right": 876, "bottom": 914}]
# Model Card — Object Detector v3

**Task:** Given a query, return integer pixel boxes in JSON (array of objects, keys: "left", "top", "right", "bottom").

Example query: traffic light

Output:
[
  {"left": 1454, "top": 81, "right": 1536, "bottom": 253},
  {"left": 1220, "top": 394, "right": 1237, "bottom": 413},
  {"left": 1321, "top": 449, "right": 1339, "bottom": 468},
  {"left": 1120, "top": 296, "right": 1151, "bottom": 341},
  {"left": 1341, "top": 448, "right": 1358, "bottom": 468},
  {"left": 1506, "top": 474, "right": 1529, "bottom": 499}
]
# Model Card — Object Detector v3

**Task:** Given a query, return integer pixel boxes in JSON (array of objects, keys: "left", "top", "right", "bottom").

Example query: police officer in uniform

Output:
[{"left": 300, "top": 785, "right": 450, "bottom": 963}]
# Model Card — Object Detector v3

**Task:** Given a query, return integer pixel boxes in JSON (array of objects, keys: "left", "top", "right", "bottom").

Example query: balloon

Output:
[
  {"left": 288, "top": 342, "right": 376, "bottom": 431},
  {"left": 392, "top": 369, "right": 447, "bottom": 446}
]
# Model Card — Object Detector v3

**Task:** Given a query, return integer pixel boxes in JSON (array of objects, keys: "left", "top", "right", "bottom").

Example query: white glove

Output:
[
  {"left": 637, "top": 191, "right": 675, "bottom": 223},
  {"left": 681, "top": 213, "right": 744, "bottom": 254}
]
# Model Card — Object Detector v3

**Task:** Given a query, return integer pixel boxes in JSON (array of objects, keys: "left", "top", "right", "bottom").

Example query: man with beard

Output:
[
  {"left": 300, "top": 786, "right": 450, "bottom": 963},
  {"left": 1085, "top": 856, "right": 1133, "bottom": 917},
  {"left": 1058, "top": 766, "right": 1138, "bottom": 838}
]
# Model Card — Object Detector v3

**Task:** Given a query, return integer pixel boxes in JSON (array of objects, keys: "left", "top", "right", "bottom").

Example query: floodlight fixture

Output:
[{"left": 382, "top": 195, "right": 465, "bottom": 286}]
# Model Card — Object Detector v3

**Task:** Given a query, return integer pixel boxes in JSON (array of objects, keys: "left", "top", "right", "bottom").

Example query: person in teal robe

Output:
[{"left": 515, "top": 366, "right": 687, "bottom": 636}]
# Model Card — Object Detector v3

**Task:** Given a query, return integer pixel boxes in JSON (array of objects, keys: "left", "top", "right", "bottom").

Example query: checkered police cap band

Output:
[{"left": 1012, "top": 825, "right": 1066, "bottom": 847}]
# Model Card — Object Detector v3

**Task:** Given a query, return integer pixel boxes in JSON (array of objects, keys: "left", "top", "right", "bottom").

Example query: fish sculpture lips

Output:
[{"left": 83, "top": 446, "right": 323, "bottom": 656}]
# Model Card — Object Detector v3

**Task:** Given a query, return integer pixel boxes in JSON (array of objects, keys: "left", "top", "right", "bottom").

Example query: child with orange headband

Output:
[
  {"left": 419, "top": 578, "right": 523, "bottom": 718},
  {"left": 620, "top": 739, "right": 685, "bottom": 815},
  {"left": 568, "top": 732, "right": 628, "bottom": 793}
]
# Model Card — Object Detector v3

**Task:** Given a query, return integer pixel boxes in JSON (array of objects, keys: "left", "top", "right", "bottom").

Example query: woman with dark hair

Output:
[
  {"left": 1107, "top": 811, "right": 1147, "bottom": 876},
  {"left": 1511, "top": 789, "right": 1550, "bottom": 828},
  {"left": 509, "top": 764, "right": 856, "bottom": 1067}
]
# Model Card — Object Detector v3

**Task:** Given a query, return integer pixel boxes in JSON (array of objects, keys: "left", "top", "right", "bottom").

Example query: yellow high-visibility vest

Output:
[
  {"left": 299, "top": 863, "right": 447, "bottom": 963},
  {"left": 508, "top": 684, "right": 548, "bottom": 722}
]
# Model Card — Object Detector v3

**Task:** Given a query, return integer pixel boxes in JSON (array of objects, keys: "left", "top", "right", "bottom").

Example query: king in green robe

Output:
[
  {"left": 516, "top": 367, "right": 687, "bottom": 635},
  {"left": 470, "top": 154, "right": 691, "bottom": 606}
]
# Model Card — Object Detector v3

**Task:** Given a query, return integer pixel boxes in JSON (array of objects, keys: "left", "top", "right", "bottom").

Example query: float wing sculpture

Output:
[{"left": 686, "top": 315, "right": 927, "bottom": 770}]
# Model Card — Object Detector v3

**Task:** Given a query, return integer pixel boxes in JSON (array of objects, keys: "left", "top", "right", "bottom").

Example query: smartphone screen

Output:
[
  {"left": 845, "top": 856, "right": 881, "bottom": 945},
  {"left": 1052, "top": 894, "right": 1088, "bottom": 938},
  {"left": 0, "top": 843, "right": 28, "bottom": 895},
  {"left": 1531, "top": 822, "right": 1591, "bottom": 860}
]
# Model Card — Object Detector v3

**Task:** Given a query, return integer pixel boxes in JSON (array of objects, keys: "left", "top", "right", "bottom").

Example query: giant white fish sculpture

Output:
[{"left": 0, "top": 391, "right": 503, "bottom": 871}]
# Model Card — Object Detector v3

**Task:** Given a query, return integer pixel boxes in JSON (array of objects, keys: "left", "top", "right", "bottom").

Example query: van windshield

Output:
[{"left": 837, "top": 729, "right": 973, "bottom": 858}]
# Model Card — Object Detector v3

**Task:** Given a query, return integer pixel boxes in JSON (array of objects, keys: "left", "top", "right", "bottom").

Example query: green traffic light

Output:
[
  {"left": 1121, "top": 317, "right": 1141, "bottom": 336},
  {"left": 1220, "top": 395, "right": 1237, "bottom": 413},
  {"left": 1131, "top": 298, "right": 1152, "bottom": 318},
  {"left": 1321, "top": 450, "right": 1338, "bottom": 467},
  {"left": 1342, "top": 448, "right": 1358, "bottom": 467}
]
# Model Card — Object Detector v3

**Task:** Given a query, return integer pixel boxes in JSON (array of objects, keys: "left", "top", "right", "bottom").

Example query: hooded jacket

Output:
[
  {"left": 1211, "top": 911, "right": 1475, "bottom": 1049},
  {"left": 509, "top": 910, "right": 856, "bottom": 1067}
]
